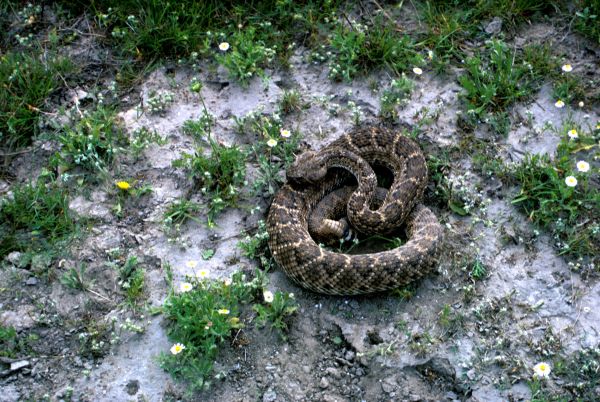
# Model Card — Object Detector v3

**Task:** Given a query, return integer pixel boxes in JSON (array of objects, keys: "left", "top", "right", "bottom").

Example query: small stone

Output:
[
  {"left": 485, "top": 17, "right": 503, "bottom": 35},
  {"left": 381, "top": 382, "right": 395, "bottom": 393},
  {"left": 302, "top": 365, "right": 311, "bottom": 374},
  {"left": 10, "top": 360, "right": 30, "bottom": 372},
  {"left": 125, "top": 379, "right": 139, "bottom": 396},
  {"left": 319, "top": 377, "right": 330, "bottom": 389},
  {"left": 25, "top": 277, "right": 38, "bottom": 286},
  {"left": 467, "top": 369, "right": 476, "bottom": 380},
  {"left": 445, "top": 391, "right": 458, "bottom": 400},
  {"left": 409, "top": 394, "right": 421, "bottom": 402},
  {"left": 344, "top": 350, "right": 355, "bottom": 361},
  {"left": 326, "top": 367, "right": 341, "bottom": 379},
  {"left": 6, "top": 252, "right": 22, "bottom": 266},
  {"left": 262, "top": 388, "right": 277, "bottom": 402}
]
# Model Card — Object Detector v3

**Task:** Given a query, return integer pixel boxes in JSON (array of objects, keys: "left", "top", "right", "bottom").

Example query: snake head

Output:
[{"left": 286, "top": 150, "right": 328, "bottom": 185}]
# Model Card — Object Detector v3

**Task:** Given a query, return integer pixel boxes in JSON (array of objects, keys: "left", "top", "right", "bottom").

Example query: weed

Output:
[
  {"left": 278, "top": 89, "right": 302, "bottom": 115},
  {"left": 253, "top": 290, "right": 298, "bottom": 339},
  {"left": 159, "top": 271, "right": 259, "bottom": 391},
  {"left": 0, "top": 325, "right": 18, "bottom": 358},
  {"left": 510, "top": 125, "right": 598, "bottom": 261},
  {"left": 163, "top": 199, "right": 202, "bottom": 228},
  {"left": 60, "top": 265, "right": 91, "bottom": 291},
  {"left": 117, "top": 256, "right": 145, "bottom": 306},
  {"left": 146, "top": 91, "right": 174, "bottom": 115},
  {"left": 182, "top": 112, "right": 215, "bottom": 143},
  {"left": 238, "top": 220, "right": 270, "bottom": 260},
  {"left": 380, "top": 75, "right": 414, "bottom": 120},
  {"left": 459, "top": 40, "right": 537, "bottom": 135},
  {"left": 328, "top": 17, "right": 423, "bottom": 81},
  {"left": 438, "top": 304, "right": 464, "bottom": 336},
  {"left": 391, "top": 284, "right": 416, "bottom": 302},
  {"left": 0, "top": 180, "right": 74, "bottom": 259},
  {"left": 130, "top": 126, "right": 167, "bottom": 158},
  {"left": 215, "top": 26, "right": 276, "bottom": 86},
  {"left": 55, "top": 107, "right": 126, "bottom": 177},
  {"left": 0, "top": 51, "right": 74, "bottom": 149},
  {"left": 574, "top": 0, "right": 600, "bottom": 44},
  {"left": 469, "top": 257, "right": 488, "bottom": 280},
  {"left": 173, "top": 133, "right": 246, "bottom": 227}
]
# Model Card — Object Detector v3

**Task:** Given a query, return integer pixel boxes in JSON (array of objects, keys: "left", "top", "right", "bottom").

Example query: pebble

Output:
[
  {"left": 262, "top": 388, "right": 277, "bottom": 402},
  {"left": 302, "top": 365, "right": 311, "bottom": 374},
  {"left": 344, "top": 350, "right": 355, "bottom": 361},
  {"left": 325, "top": 367, "right": 341, "bottom": 379},
  {"left": 25, "top": 277, "right": 38, "bottom": 286},
  {"left": 10, "top": 360, "right": 30, "bottom": 372},
  {"left": 319, "top": 377, "right": 330, "bottom": 389}
]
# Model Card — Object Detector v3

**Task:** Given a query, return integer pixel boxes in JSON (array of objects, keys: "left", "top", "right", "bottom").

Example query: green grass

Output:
[
  {"left": 0, "top": 179, "right": 74, "bottom": 259},
  {"left": 328, "top": 17, "right": 423, "bottom": 81},
  {"left": 54, "top": 107, "right": 126, "bottom": 177},
  {"left": 510, "top": 125, "right": 599, "bottom": 261},
  {"left": 173, "top": 129, "right": 247, "bottom": 227},
  {"left": 160, "top": 270, "right": 296, "bottom": 392},
  {"left": 459, "top": 40, "right": 537, "bottom": 115},
  {"left": 0, "top": 52, "right": 74, "bottom": 149},
  {"left": 574, "top": 0, "right": 600, "bottom": 44}
]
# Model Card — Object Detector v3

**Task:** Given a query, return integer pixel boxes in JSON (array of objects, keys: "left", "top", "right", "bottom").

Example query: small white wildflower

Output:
[
  {"left": 533, "top": 362, "right": 551, "bottom": 379},
  {"left": 565, "top": 176, "right": 578, "bottom": 187},
  {"left": 576, "top": 161, "right": 590, "bottom": 173},
  {"left": 218, "top": 42, "right": 230, "bottom": 51}
]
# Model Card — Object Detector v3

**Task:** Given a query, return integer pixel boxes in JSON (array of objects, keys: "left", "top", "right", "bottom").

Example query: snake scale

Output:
[{"left": 266, "top": 126, "right": 443, "bottom": 295}]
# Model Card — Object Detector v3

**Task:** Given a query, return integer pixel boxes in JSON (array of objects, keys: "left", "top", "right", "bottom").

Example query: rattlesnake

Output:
[{"left": 266, "top": 126, "right": 443, "bottom": 295}]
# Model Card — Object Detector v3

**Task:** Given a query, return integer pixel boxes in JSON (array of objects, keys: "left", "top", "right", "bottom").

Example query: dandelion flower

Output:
[
  {"left": 197, "top": 269, "right": 209, "bottom": 279},
  {"left": 280, "top": 128, "right": 291, "bottom": 138},
  {"left": 565, "top": 176, "right": 577, "bottom": 187},
  {"left": 568, "top": 129, "right": 578, "bottom": 139},
  {"left": 412, "top": 67, "right": 423, "bottom": 75},
  {"left": 218, "top": 42, "right": 230, "bottom": 51},
  {"left": 116, "top": 181, "right": 131, "bottom": 190},
  {"left": 561, "top": 64, "right": 573, "bottom": 72},
  {"left": 186, "top": 260, "right": 198, "bottom": 269},
  {"left": 533, "top": 362, "right": 551, "bottom": 379},
  {"left": 170, "top": 343, "right": 185, "bottom": 355},
  {"left": 576, "top": 161, "right": 590, "bottom": 173},
  {"left": 266, "top": 138, "right": 278, "bottom": 148},
  {"left": 217, "top": 308, "right": 230, "bottom": 315},
  {"left": 180, "top": 282, "right": 193, "bottom": 292},
  {"left": 263, "top": 290, "right": 274, "bottom": 303},
  {"left": 555, "top": 100, "right": 565, "bottom": 108}
]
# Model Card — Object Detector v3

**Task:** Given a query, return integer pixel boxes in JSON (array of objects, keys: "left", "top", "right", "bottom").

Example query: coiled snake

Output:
[{"left": 266, "top": 126, "right": 442, "bottom": 295}]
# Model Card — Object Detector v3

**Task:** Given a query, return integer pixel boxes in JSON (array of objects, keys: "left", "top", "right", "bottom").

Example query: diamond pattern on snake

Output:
[{"left": 267, "top": 126, "right": 443, "bottom": 295}]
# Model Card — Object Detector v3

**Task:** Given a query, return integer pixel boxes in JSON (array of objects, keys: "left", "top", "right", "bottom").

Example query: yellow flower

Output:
[
  {"left": 217, "top": 308, "right": 230, "bottom": 315},
  {"left": 555, "top": 100, "right": 565, "bottom": 108},
  {"left": 116, "top": 181, "right": 131, "bottom": 190},
  {"left": 185, "top": 260, "right": 198, "bottom": 269},
  {"left": 568, "top": 129, "right": 578, "bottom": 139},
  {"left": 197, "top": 269, "right": 209, "bottom": 279},
  {"left": 266, "top": 138, "right": 277, "bottom": 148},
  {"left": 561, "top": 64, "right": 573, "bottom": 72},
  {"left": 229, "top": 317, "right": 240, "bottom": 325},
  {"left": 412, "top": 67, "right": 423, "bottom": 75},
  {"left": 180, "top": 282, "right": 193, "bottom": 292},
  {"left": 565, "top": 176, "right": 577, "bottom": 187},
  {"left": 533, "top": 362, "right": 551, "bottom": 379},
  {"left": 170, "top": 343, "right": 185, "bottom": 355},
  {"left": 263, "top": 290, "right": 274, "bottom": 303},
  {"left": 218, "top": 42, "right": 230, "bottom": 51},
  {"left": 280, "top": 128, "right": 291, "bottom": 138},
  {"left": 576, "top": 161, "right": 590, "bottom": 173}
]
